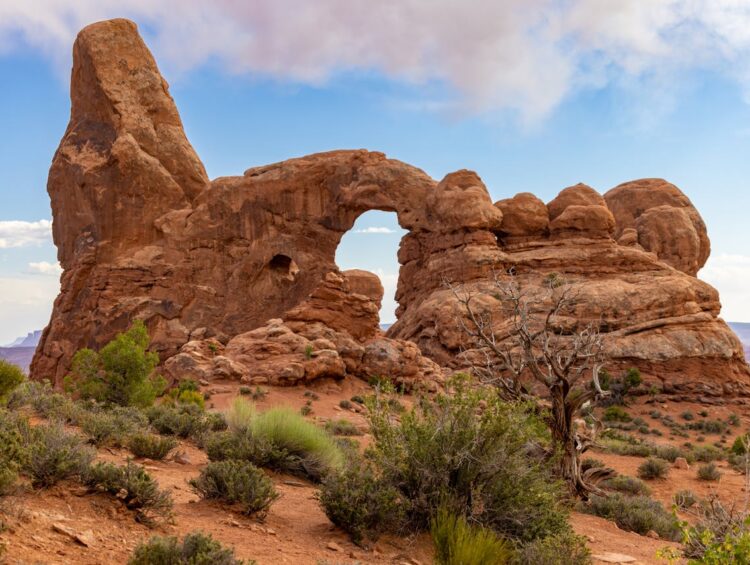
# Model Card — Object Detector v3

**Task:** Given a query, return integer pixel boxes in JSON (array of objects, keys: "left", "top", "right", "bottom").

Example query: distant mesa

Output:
[
  {"left": 29, "top": 18, "right": 750, "bottom": 396},
  {"left": 4, "top": 330, "right": 42, "bottom": 349}
]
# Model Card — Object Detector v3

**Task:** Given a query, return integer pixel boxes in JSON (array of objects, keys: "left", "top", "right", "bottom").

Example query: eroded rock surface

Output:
[{"left": 33, "top": 19, "right": 749, "bottom": 394}]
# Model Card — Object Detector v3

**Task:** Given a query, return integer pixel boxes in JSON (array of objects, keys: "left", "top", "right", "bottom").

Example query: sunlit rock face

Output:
[{"left": 33, "top": 19, "right": 749, "bottom": 395}]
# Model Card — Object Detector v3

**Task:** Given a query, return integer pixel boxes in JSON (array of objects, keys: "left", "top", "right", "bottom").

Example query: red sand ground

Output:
[{"left": 2, "top": 378, "right": 749, "bottom": 564}]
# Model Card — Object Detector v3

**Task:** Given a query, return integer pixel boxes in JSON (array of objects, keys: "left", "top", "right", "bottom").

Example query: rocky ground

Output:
[{"left": 3, "top": 377, "right": 750, "bottom": 564}]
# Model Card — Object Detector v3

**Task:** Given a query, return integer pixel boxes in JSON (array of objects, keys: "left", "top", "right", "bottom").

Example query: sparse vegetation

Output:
[
  {"left": 338, "top": 399, "right": 352, "bottom": 410},
  {"left": 0, "top": 360, "right": 24, "bottom": 405},
  {"left": 673, "top": 489, "right": 698, "bottom": 510},
  {"left": 697, "top": 462, "right": 721, "bottom": 481},
  {"left": 513, "top": 532, "right": 591, "bottom": 565},
  {"left": 80, "top": 406, "right": 148, "bottom": 447},
  {"left": 64, "top": 321, "right": 166, "bottom": 408},
  {"left": 602, "top": 475, "right": 650, "bottom": 496},
  {"left": 190, "top": 460, "right": 279, "bottom": 517},
  {"left": 324, "top": 419, "right": 362, "bottom": 436},
  {"left": 24, "top": 422, "right": 95, "bottom": 488},
  {"left": 582, "top": 494, "right": 679, "bottom": 539},
  {"left": 431, "top": 505, "right": 512, "bottom": 565},
  {"left": 129, "top": 532, "right": 249, "bottom": 565},
  {"left": 128, "top": 432, "right": 177, "bottom": 460},
  {"left": 318, "top": 459, "right": 404, "bottom": 545},
  {"left": 83, "top": 461, "right": 173, "bottom": 525},
  {"left": 637, "top": 457, "right": 669, "bottom": 480}
]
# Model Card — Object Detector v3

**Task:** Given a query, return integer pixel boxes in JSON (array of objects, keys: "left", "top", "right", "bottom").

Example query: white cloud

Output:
[
  {"left": 373, "top": 268, "right": 399, "bottom": 324},
  {"left": 27, "top": 261, "right": 62, "bottom": 276},
  {"left": 0, "top": 275, "right": 59, "bottom": 345},
  {"left": 355, "top": 227, "right": 397, "bottom": 234},
  {"left": 699, "top": 253, "right": 750, "bottom": 322},
  {"left": 0, "top": 220, "right": 52, "bottom": 249},
  {"left": 1, "top": 1, "right": 750, "bottom": 121}
]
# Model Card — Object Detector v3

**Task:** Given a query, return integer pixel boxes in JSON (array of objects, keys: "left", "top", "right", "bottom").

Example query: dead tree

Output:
[{"left": 447, "top": 270, "right": 613, "bottom": 498}]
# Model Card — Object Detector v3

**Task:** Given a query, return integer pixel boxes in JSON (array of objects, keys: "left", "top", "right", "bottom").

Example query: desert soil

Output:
[{"left": 2, "top": 378, "right": 749, "bottom": 564}]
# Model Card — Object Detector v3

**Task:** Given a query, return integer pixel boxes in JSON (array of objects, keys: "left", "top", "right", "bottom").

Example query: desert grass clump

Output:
[
  {"left": 226, "top": 397, "right": 256, "bottom": 434},
  {"left": 128, "top": 433, "right": 178, "bottom": 460},
  {"left": 318, "top": 459, "right": 404, "bottom": 545},
  {"left": 128, "top": 532, "right": 248, "bottom": 565},
  {"left": 190, "top": 460, "right": 279, "bottom": 517},
  {"left": 0, "top": 360, "right": 24, "bottom": 405},
  {"left": 513, "top": 532, "right": 591, "bottom": 565},
  {"left": 250, "top": 407, "right": 343, "bottom": 481},
  {"left": 602, "top": 475, "right": 651, "bottom": 496},
  {"left": 431, "top": 506, "right": 512, "bottom": 565},
  {"left": 324, "top": 419, "right": 363, "bottom": 436},
  {"left": 637, "top": 457, "right": 669, "bottom": 480},
  {"left": 583, "top": 494, "right": 679, "bottom": 539},
  {"left": 697, "top": 462, "right": 721, "bottom": 482},
  {"left": 83, "top": 461, "right": 173, "bottom": 525},
  {"left": 24, "top": 422, "right": 95, "bottom": 488},
  {"left": 673, "top": 489, "right": 698, "bottom": 510},
  {"left": 64, "top": 321, "right": 166, "bottom": 408}
]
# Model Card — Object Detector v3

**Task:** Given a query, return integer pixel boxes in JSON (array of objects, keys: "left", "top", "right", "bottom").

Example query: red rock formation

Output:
[{"left": 33, "top": 19, "right": 749, "bottom": 396}]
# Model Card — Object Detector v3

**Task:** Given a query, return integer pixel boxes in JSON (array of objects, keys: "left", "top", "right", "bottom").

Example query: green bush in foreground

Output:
[
  {"left": 431, "top": 506, "right": 512, "bottom": 565},
  {"left": 0, "top": 410, "right": 28, "bottom": 495},
  {"left": 129, "top": 532, "right": 251, "bottom": 565},
  {"left": 583, "top": 494, "right": 679, "bottom": 540},
  {"left": 24, "top": 422, "right": 95, "bottom": 488},
  {"left": 128, "top": 433, "right": 178, "bottom": 460},
  {"left": 147, "top": 403, "right": 222, "bottom": 440},
  {"left": 0, "top": 360, "right": 24, "bottom": 404},
  {"left": 80, "top": 406, "right": 149, "bottom": 447},
  {"left": 360, "top": 376, "right": 570, "bottom": 544},
  {"left": 65, "top": 320, "right": 166, "bottom": 408},
  {"left": 512, "top": 532, "right": 591, "bottom": 565},
  {"left": 189, "top": 460, "right": 279, "bottom": 517},
  {"left": 83, "top": 461, "right": 173, "bottom": 525},
  {"left": 319, "top": 459, "right": 404, "bottom": 545}
]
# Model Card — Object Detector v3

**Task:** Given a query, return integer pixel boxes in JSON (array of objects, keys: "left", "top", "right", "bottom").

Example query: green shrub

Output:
[
  {"left": 728, "top": 414, "right": 741, "bottom": 427},
  {"left": 147, "top": 404, "right": 213, "bottom": 439},
  {"left": 351, "top": 395, "right": 365, "bottom": 405},
  {"left": 80, "top": 406, "right": 149, "bottom": 447},
  {"left": 688, "top": 420, "right": 727, "bottom": 435},
  {"left": 300, "top": 403, "right": 312, "bottom": 416},
  {"left": 431, "top": 506, "right": 512, "bottom": 565},
  {"left": 319, "top": 459, "right": 404, "bottom": 545},
  {"left": 0, "top": 410, "right": 28, "bottom": 495},
  {"left": 29, "top": 386, "right": 85, "bottom": 424},
  {"left": 128, "top": 532, "right": 248, "bottom": 565},
  {"left": 24, "top": 423, "right": 95, "bottom": 488},
  {"left": 0, "top": 360, "right": 24, "bottom": 404},
  {"left": 673, "top": 489, "right": 698, "bottom": 510},
  {"left": 637, "top": 457, "right": 669, "bottom": 480},
  {"left": 697, "top": 462, "right": 721, "bottom": 481},
  {"left": 83, "top": 461, "right": 173, "bottom": 525},
  {"left": 682, "top": 411, "right": 695, "bottom": 421},
  {"left": 513, "top": 532, "right": 591, "bottom": 565},
  {"left": 64, "top": 321, "right": 166, "bottom": 408},
  {"left": 128, "top": 433, "right": 177, "bottom": 460},
  {"left": 366, "top": 377, "right": 570, "bottom": 543},
  {"left": 190, "top": 460, "right": 278, "bottom": 517},
  {"left": 602, "top": 475, "right": 650, "bottom": 496},
  {"left": 583, "top": 494, "right": 679, "bottom": 539},
  {"left": 691, "top": 445, "right": 724, "bottom": 463},
  {"left": 678, "top": 498, "right": 750, "bottom": 561},
  {"left": 324, "top": 419, "right": 363, "bottom": 436},
  {"left": 239, "top": 386, "right": 252, "bottom": 396},
  {"left": 339, "top": 399, "right": 353, "bottom": 410}
]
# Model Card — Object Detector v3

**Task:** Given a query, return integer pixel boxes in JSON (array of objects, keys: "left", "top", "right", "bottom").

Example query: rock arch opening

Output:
[{"left": 334, "top": 210, "right": 407, "bottom": 328}]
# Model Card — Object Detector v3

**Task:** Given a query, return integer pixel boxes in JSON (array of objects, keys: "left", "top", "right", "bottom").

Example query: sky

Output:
[{"left": 0, "top": 0, "right": 749, "bottom": 344}]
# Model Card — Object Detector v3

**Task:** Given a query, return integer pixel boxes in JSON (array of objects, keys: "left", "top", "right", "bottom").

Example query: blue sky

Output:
[{"left": 1, "top": 1, "right": 750, "bottom": 344}]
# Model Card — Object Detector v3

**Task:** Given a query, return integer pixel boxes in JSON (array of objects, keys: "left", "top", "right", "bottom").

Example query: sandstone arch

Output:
[{"left": 33, "top": 18, "right": 749, "bottom": 394}]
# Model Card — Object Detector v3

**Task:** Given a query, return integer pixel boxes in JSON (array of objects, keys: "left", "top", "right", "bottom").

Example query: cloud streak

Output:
[
  {"left": 0, "top": 220, "right": 52, "bottom": 249},
  {"left": 1, "top": 1, "right": 750, "bottom": 120},
  {"left": 27, "top": 261, "right": 62, "bottom": 276},
  {"left": 355, "top": 227, "right": 397, "bottom": 235}
]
